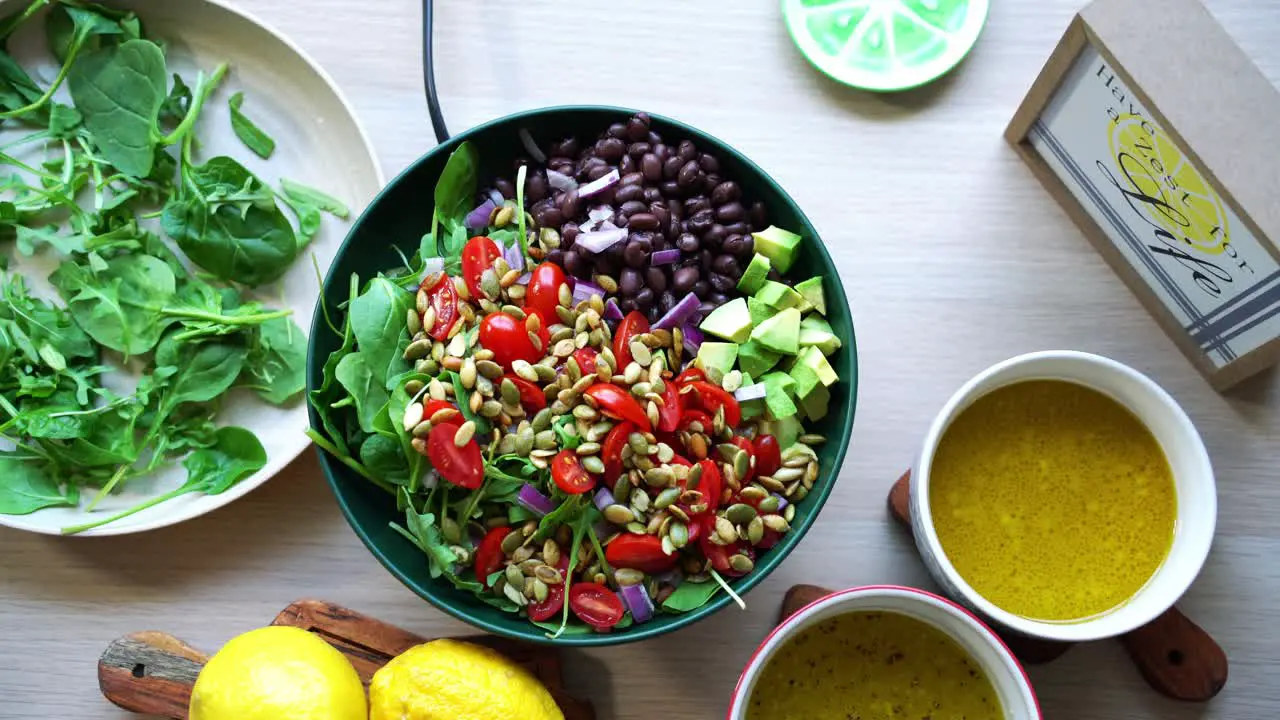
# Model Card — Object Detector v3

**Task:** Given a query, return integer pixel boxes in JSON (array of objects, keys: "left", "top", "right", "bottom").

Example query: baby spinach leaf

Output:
[
  {"left": 243, "top": 316, "right": 306, "bottom": 405},
  {"left": 0, "top": 454, "right": 73, "bottom": 515},
  {"left": 280, "top": 178, "right": 348, "bottom": 218},
  {"left": 359, "top": 433, "right": 408, "bottom": 486},
  {"left": 434, "top": 141, "right": 478, "bottom": 233},
  {"left": 157, "top": 72, "right": 190, "bottom": 125},
  {"left": 349, "top": 276, "right": 411, "bottom": 385},
  {"left": 334, "top": 352, "right": 386, "bottom": 434},
  {"left": 660, "top": 580, "right": 722, "bottom": 613},
  {"left": 227, "top": 91, "right": 275, "bottom": 159},
  {"left": 181, "top": 426, "right": 267, "bottom": 493},
  {"left": 67, "top": 38, "right": 167, "bottom": 178},
  {"left": 156, "top": 336, "right": 248, "bottom": 408},
  {"left": 48, "top": 102, "right": 83, "bottom": 137},
  {"left": 0, "top": 50, "right": 43, "bottom": 113}
]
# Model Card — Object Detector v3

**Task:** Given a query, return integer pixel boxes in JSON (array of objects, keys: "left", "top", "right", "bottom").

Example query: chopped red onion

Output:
[
  {"left": 619, "top": 583, "right": 655, "bottom": 623},
  {"left": 773, "top": 493, "right": 789, "bottom": 512},
  {"left": 654, "top": 567, "right": 684, "bottom": 588},
  {"left": 651, "top": 249, "right": 681, "bottom": 266},
  {"left": 517, "top": 485, "right": 555, "bottom": 517},
  {"left": 573, "top": 279, "right": 606, "bottom": 305},
  {"left": 588, "top": 205, "right": 614, "bottom": 223},
  {"left": 734, "top": 383, "right": 768, "bottom": 402},
  {"left": 681, "top": 323, "right": 704, "bottom": 354},
  {"left": 594, "top": 488, "right": 614, "bottom": 512},
  {"left": 577, "top": 168, "right": 619, "bottom": 199},
  {"left": 653, "top": 292, "right": 700, "bottom": 330},
  {"left": 487, "top": 189, "right": 505, "bottom": 206},
  {"left": 465, "top": 199, "right": 496, "bottom": 230},
  {"left": 604, "top": 297, "right": 624, "bottom": 321},
  {"left": 518, "top": 128, "right": 546, "bottom": 164},
  {"left": 515, "top": 272, "right": 532, "bottom": 285},
  {"left": 503, "top": 241, "right": 525, "bottom": 273},
  {"left": 547, "top": 168, "right": 577, "bottom": 193},
  {"left": 575, "top": 227, "right": 627, "bottom": 253}
]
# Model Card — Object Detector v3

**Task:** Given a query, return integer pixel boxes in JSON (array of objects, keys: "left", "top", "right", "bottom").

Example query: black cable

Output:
[{"left": 422, "top": 0, "right": 450, "bottom": 143}]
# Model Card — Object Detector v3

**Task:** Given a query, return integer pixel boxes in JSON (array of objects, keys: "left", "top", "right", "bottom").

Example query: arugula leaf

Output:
[
  {"left": 46, "top": 5, "right": 122, "bottom": 64},
  {"left": 227, "top": 91, "right": 275, "bottom": 159},
  {"left": 661, "top": 579, "right": 722, "bottom": 613},
  {"left": 157, "top": 72, "right": 190, "bottom": 125},
  {"left": 0, "top": 453, "right": 74, "bottom": 514},
  {"left": 242, "top": 316, "right": 306, "bottom": 404},
  {"left": 445, "top": 370, "right": 490, "bottom": 437},
  {"left": 50, "top": 253, "right": 177, "bottom": 356},
  {"left": 280, "top": 178, "right": 348, "bottom": 217},
  {"left": 553, "top": 414, "right": 582, "bottom": 449}
]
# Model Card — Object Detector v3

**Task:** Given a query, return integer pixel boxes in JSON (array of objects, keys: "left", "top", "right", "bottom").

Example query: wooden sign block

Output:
[{"left": 1006, "top": 0, "right": 1280, "bottom": 391}]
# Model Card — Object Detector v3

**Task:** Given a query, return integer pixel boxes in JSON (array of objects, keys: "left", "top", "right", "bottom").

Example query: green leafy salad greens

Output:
[{"left": 0, "top": 0, "right": 347, "bottom": 533}]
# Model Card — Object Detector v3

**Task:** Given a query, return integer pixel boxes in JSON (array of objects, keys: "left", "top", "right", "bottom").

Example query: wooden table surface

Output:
[{"left": 3, "top": 1, "right": 1279, "bottom": 717}]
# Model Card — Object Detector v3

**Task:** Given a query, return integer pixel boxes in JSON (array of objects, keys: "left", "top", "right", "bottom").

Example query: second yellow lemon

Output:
[{"left": 369, "top": 638, "right": 563, "bottom": 720}]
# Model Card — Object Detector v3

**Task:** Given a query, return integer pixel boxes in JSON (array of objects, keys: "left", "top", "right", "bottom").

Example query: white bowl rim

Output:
[
  {"left": 913, "top": 350, "right": 1218, "bottom": 641},
  {"left": 726, "top": 584, "right": 1042, "bottom": 719}
]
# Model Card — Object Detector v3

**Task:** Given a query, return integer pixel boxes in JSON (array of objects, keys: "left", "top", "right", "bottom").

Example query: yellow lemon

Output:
[
  {"left": 190, "top": 626, "right": 367, "bottom": 720},
  {"left": 369, "top": 639, "right": 563, "bottom": 720}
]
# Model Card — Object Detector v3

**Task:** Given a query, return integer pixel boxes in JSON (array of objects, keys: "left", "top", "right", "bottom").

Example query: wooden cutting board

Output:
[
  {"left": 99, "top": 599, "right": 594, "bottom": 719},
  {"left": 787, "top": 470, "right": 1226, "bottom": 702}
]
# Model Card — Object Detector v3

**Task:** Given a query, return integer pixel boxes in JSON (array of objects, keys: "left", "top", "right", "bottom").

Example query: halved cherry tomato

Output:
[
  {"left": 613, "top": 311, "right": 649, "bottom": 370},
  {"left": 731, "top": 436, "right": 756, "bottom": 484},
  {"left": 569, "top": 583, "right": 625, "bottom": 630},
  {"left": 572, "top": 347, "right": 599, "bottom": 376},
  {"left": 688, "top": 459, "right": 723, "bottom": 512},
  {"left": 461, "top": 236, "right": 501, "bottom": 300},
  {"left": 551, "top": 449, "right": 593, "bottom": 494},
  {"left": 656, "top": 378, "right": 682, "bottom": 433},
  {"left": 475, "top": 526, "right": 511, "bottom": 588},
  {"left": 421, "top": 399, "right": 458, "bottom": 424},
  {"left": 601, "top": 421, "right": 635, "bottom": 483},
  {"left": 675, "top": 367, "right": 706, "bottom": 385},
  {"left": 427, "top": 422, "right": 483, "bottom": 489},
  {"left": 502, "top": 374, "right": 547, "bottom": 412},
  {"left": 480, "top": 312, "right": 546, "bottom": 371},
  {"left": 526, "top": 262, "right": 568, "bottom": 324},
  {"left": 677, "top": 409, "right": 714, "bottom": 434},
  {"left": 527, "top": 583, "right": 565, "bottom": 622},
  {"left": 697, "top": 521, "right": 754, "bottom": 577},
  {"left": 605, "top": 533, "right": 679, "bottom": 574},
  {"left": 667, "top": 453, "right": 693, "bottom": 468},
  {"left": 583, "top": 383, "right": 651, "bottom": 431},
  {"left": 753, "top": 434, "right": 782, "bottom": 479},
  {"left": 756, "top": 528, "right": 782, "bottom": 550},
  {"left": 421, "top": 273, "right": 459, "bottom": 341},
  {"left": 688, "top": 381, "right": 741, "bottom": 427}
]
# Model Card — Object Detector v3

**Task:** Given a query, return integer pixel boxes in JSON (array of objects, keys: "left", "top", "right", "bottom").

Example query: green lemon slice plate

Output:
[{"left": 783, "top": 0, "right": 990, "bottom": 92}]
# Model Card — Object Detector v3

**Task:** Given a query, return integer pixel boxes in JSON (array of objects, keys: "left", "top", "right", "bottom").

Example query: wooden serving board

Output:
[
  {"left": 99, "top": 599, "right": 594, "bottom": 719},
  {"left": 776, "top": 471, "right": 1227, "bottom": 701}
]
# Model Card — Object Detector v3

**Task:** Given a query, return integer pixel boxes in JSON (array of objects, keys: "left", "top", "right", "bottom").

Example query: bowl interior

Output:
[
  {"left": 306, "top": 106, "right": 859, "bottom": 645},
  {"left": 729, "top": 587, "right": 1040, "bottom": 719},
  {"left": 915, "top": 351, "right": 1216, "bottom": 642}
]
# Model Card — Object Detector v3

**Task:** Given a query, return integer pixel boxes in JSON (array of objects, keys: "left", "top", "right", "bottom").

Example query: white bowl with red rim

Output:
[{"left": 728, "top": 585, "right": 1041, "bottom": 719}]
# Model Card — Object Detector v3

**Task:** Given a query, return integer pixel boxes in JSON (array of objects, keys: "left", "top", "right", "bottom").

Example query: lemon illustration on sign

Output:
[
  {"left": 369, "top": 639, "right": 563, "bottom": 720},
  {"left": 782, "top": 0, "right": 989, "bottom": 92},
  {"left": 1108, "top": 113, "right": 1229, "bottom": 254},
  {"left": 189, "top": 626, "right": 367, "bottom": 720}
]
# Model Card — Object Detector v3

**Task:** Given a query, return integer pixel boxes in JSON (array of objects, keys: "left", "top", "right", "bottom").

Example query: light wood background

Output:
[{"left": 3, "top": 1, "right": 1278, "bottom": 718}]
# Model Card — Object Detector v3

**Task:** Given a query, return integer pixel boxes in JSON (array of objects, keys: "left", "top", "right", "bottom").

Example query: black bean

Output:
[
  {"left": 659, "top": 181, "right": 681, "bottom": 197},
  {"left": 663, "top": 156, "right": 683, "bottom": 180},
  {"left": 659, "top": 291, "right": 677, "bottom": 313},
  {"left": 563, "top": 250, "right": 586, "bottom": 277},
  {"left": 703, "top": 224, "right": 728, "bottom": 246},
  {"left": 687, "top": 208, "right": 715, "bottom": 235},
  {"left": 646, "top": 129, "right": 662, "bottom": 145},
  {"left": 693, "top": 280, "right": 711, "bottom": 299},
  {"left": 684, "top": 195, "right": 711, "bottom": 216},
  {"left": 647, "top": 307, "right": 661, "bottom": 323},
  {"left": 586, "top": 164, "right": 614, "bottom": 182},
  {"left": 620, "top": 200, "right": 648, "bottom": 218},
  {"left": 562, "top": 222, "right": 580, "bottom": 247},
  {"left": 628, "top": 212, "right": 660, "bottom": 232},
  {"left": 559, "top": 138, "right": 580, "bottom": 157},
  {"left": 716, "top": 202, "right": 745, "bottom": 223},
  {"left": 644, "top": 187, "right": 664, "bottom": 203},
  {"left": 536, "top": 206, "right": 564, "bottom": 228},
  {"left": 627, "top": 115, "right": 650, "bottom": 141},
  {"left": 702, "top": 173, "right": 722, "bottom": 195},
  {"left": 620, "top": 297, "right": 637, "bottom": 313},
  {"left": 634, "top": 287, "right": 655, "bottom": 310},
  {"left": 672, "top": 266, "right": 700, "bottom": 295},
  {"left": 699, "top": 249, "right": 715, "bottom": 271},
  {"left": 651, "top": 203, "right": 670, "bottom": 230},
  {"left": 550, "top": 158, "right": 574, "bottom": 176},
  {"left": 677, "top": 140, "right": 697, "bottom": 162},
  {"left": 624, "top": 237, "right": 651, "bottom": 268},
  {"left": 619, "top": 155, "right": 636, "bottom": 175},
  {"left": 608, "top": 122, "right": 627, "bottom": 139},
  {"left": 615, "top": 184, "right": 645, "bottom": 205},
  {"left": 651, "top": 234, "right": 667, "bottom": 251},
  {"left": 712, "top": 255, "right": 740, "bottom": 276},
  {"left": 628, "top": 142, "right": 651, "bottom": 158},
  {"left": 711, "top": 181, "right": 741, "bottom": 206},
  {"left": 699, "top": 153, "right": 720, "bottom": 173},
  {"left": 559, "top": 190, "right": 579, "bottom": 220},
  {"left": 595, "top": 254, "right": 621, "bottom": 276},
  {"left": 620, "top": 268, "right": 642, "bottom": 296},
  {"left": 645, "top": 266, "right": 668, "bottom": 293},
  {"left": 620, "top": 170, "right": 643, "bottom": 186},
  {"left": 654, "top": 143, "right": 670, "bottom": 161},
  {"left": 677, "top": 233, "right": 700, "bottom": 253},
  {"left": 709, "top": 292, "right": 730, "bottom": 305},
  {"left": 641, "top": 153, "right": 661, "bottom": 182},
  {"left": 677, "top": 160, "right": 700, "bottom": 188},
  {"left": 766, "top": 269, "right": 783, "bottom": 282},
  {"left": 668, "top": 198, "right": 684, "bottom": 220},
  {"left": 722, "top": 234, "right": 753, "bottom": 258},
  {"left": 723, "top": 221, "right": 750, "bottom": 236},
  {"left": 494, "top": 178, "right": 516, "bottom": 199},
  {"left": 749, "top": 201, "right": 767, "bottom": 228},
  {"left": 524, "top": 173, "right": 547, "bottom": 203},
  {"left": 698, "top": 300, "right": 718, "bottom": 318}
]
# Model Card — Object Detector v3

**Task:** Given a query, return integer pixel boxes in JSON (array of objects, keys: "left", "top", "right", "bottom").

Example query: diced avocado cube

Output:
[
  {"left": 798, "top": 345, "right": 838, "bottom": 386},
  {"left": 696, "top": 342, "right": 738, "bottom": 378},
  {"left": 799, "top": 315, "right": 842, "bottom": 356},
  {"left": 750, "top": 307, "right": 801, "bottom": 355},
  {"left": 736, "top": 253, "right": 772, "bottom": 295},
  {"left": 795, "top": 277, "right": 827, "bottom": 316},
  {"left": 741, "top": 399, "right": 766, "bottom": 420},
  {"left": 738, "top": 339, "right": 781, "bottom": 378},
  {"left": 699, "top": 297, "right": 753, "bottom": 343},
  {"left": 764, "top": 415, "right": 804, "bottom": 450},
  {"left": 748, "top": 297, "right": 774, "bottom": 327},
  {"left": 751, "top": 225, "right": 802, "bottom": 274},
  {"left": 755, "top": 280, "right": 803, "bottom": 310},
  {"left": 790, "top": 361, "right": 823, "bottom": 399},
  {"left": 740, "top": 372, "right": 754, "bottom": 386},
  {"left": 761, "top": 372, "right": 797, "bottom": 420},
  {"left": 799, "top": 382, "right": 830, "bottom": 422}
]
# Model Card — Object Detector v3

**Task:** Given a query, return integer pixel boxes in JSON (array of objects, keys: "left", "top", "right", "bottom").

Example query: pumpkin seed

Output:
[
  {"left": 426, "top": 378, "right": 447, "bottom": 401},
  {"left": 557, "top": 283, "right": 573, "bottom": 307},
  {"left": 643, "top": 466, "right": 675, "bottom": 488},
  {"left": 518, "top": 558, "right": 543, "bottom": 576},
  {"left": 614, "top": 568, "right": 644, "bottom": 586},
  {"left": 620, "top": 362, "right": 639, "bottom": 384},
  {"left": 654, "top": 487, "right": 680, "bottom": 510},
  {"left": 452, "top": 420, "right": 476, "bottom": 447},
  {"left": 480, "top": 400, "right": 504, "bottom": 418},
  {"left": 715, "top": 517, "right": 738, "bottom": 544},
  {"left": 631, "top": 381, "right": 652, "bottom": 397},
  {"left": 650, "top": 443, "right": 672, "bottom": 464},
  {"left": 531, "top": 429, "right": 555, "bottom": 450},
  {"left": 439, "top": 517, "right": 461, "bottom": 544},
  {"left": 424, "top": 407, "right": 456, "bottom": 426},
  {"left": 534, "top": 565, "right": 563, "bottom": 585},
  {"left": 747, "top": 516, "right": 765, "bottom": 545},
  {"left": 410, "top": 437, "right": 428, "bottom": 456},
  {"left": 572, "top": 405, "right": 598, "bottom": 421},
  {"left": 471, "top": 360, "right": 500, "bottom": 382},
  {"left": 687, "top": 433, "right": 708, "bottom": 460},
  {"left": 783, "top": 456, "right": 810, "bottom": 469},
  {"left": 625, "top": 521, "right": 647, "bottom": 535},
  {"left": 516, "top": 426, "right": 536, "bottom": 455},
  {"left": 440, "top": 356, "right": 463, "bottom": 372},
  {"left": 405, "top": 305, "right": 423, "bottom": 335},
  {"left": 738, "top": 486, "right": 768, "bottom": 504},
  {"left": 757, "top": 475, "right": 785, "bottom": 492},
  {"left": 804, "top": 462, "right": 819, "bottom": 485},
  {"left": 726, "top": 503, "right": 757, "bottom": 525},
  {"left": 798, "top": 433, "right": 827, "bottom": 445},
  {"left": 503, "top": 582, "right": 528, "bottom": 607},
  {"left": 763, "top": 514, "right": 791, "bottom": 533},
  {"left": 415, "top": 287, "right": 431, "bottom": 315},
  {"left": 656, "top": 535, "right": 673, "bottom": 556},
  {"left": 539, "top": 227, "right": 561, "bottom": 248},
  {"left": 410, "top": 420, "right": 432, "bottom": 438},
  {"left": 783, "top": 504, "right": 796, "bottom": 523},
  {"left": 631, "top": 340, "right": 652, "bottom": 366},
  {"left": 468, "top": 391, "right": 483, "bottom": 414},
  {"left": 668, "top": 521, "right": 689, "bottom": 549},
  {"left": 532, "top": 408, "right": 554, "bottom": 431},
  {"left": 512, "top": 545, "right": 535, "bottom": 564},
  {"left": 757, "top": 495, "right": 781, "bottom": 514},
  {"left": 403, "top": 338, "right": 431, "bottom": 361},
  {"left": 402, "top": 402, "right": 424, "bottom": 432},
  {"left": 603, "top": 504, "right": 635, "bottom": 525},
  {"left": 773, "top": 466, "right": 805, "bottom": 482},
  {"left": 576, "top": 441, "right": 602, "bottom": 456},
  {"left": 646, "top": 401, "right": 659, "bottom": 427},
  {"left": 497, "top": 378, "right": 519, "bottom": 406},
  {"left": 532, "top": 364, "right": 557, "bottom": 383},
  {"left": 729, "top": 554, "right": 755, "bottom": 573},
  {"left": 542, "top": 539, "right": 561, "bottom": 567},
  {"left": 505, "top": 564, "right": 527, "bottom": 589},
  {"left": 547, "top": 338, "right": 573, "bottom": 358},
  {"left": 532, "top": 579, "right": 549, "bottom": 603},
  {"left": 792, "top": 485, "right": 810, "bottom": 502},
  {"left": 722, "top": 370, "right": 743, "bottom": 393},
  {"left": 582, "top": 455, "right": 606, "bottom": 474},
  {"left": 612, "top": 475, "right": 632, "bottom": 504}
]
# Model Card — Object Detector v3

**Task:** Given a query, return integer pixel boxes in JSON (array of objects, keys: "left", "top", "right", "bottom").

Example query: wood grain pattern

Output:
[
  {"left": 2, "top": 1, "right": 1278, "bottom": 718},
  {"left": 99, "top": 601, "right": 593, "bottom": 719}
]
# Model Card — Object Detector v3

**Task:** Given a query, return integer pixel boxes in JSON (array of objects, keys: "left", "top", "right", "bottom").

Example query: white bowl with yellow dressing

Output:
[{"left": 910, "top": 350, "right": 1217, "bottom": 643}]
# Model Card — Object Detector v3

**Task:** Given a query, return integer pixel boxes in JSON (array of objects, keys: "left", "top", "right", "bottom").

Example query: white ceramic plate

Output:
[{"left": 0, "top": 0, "right": 384, "bottom": 536}]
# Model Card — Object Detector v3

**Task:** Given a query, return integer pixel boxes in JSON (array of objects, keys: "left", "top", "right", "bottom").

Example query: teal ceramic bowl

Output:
[{"left": 306, "top": 106, "right": 858, "bottom": 645}]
